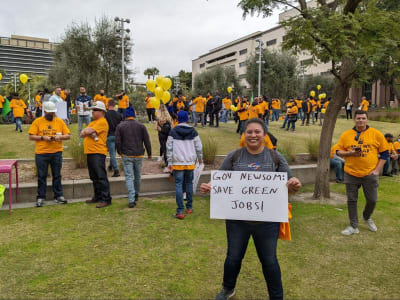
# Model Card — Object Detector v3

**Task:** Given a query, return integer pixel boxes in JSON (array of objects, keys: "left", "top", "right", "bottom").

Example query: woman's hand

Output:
[
  {"left": 200, "top": 182, "right": 211, "bottom": 194},
  {"left": 287, "top": 177, "right": 301, "bottom": 194}
]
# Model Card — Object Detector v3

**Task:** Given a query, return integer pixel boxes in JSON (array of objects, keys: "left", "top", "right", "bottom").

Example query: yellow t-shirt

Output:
[
  {"left": 337, "top": 127, "right": 389, "bottom": 177},
  {"left": 360, "top": 99, "right": 369, "bottom": 111},
  {"left": 323, "top": 101, "right": 330, "bottom": 109},
  {"left": 222, "top": 98, "right": 232, "bottom": 110},
  {"left": 330, "top": 144, "right": 340, "bottom": 158},
  {"left": 145, "top": 96, "right": 154, "bottom": 109},
  {"left": 257, "top": 101, "right": 268, "bottom": 115},
  {"left": 310, "top": 100, "right": 317, "bottom": 112},
  {"left": 193, "top": 97, "right": 206, "bottom": 113},
  {"left": 10, "top": 99, "right": 26, "bottom": 118},
  {"left": 176, "top": 101, "right": 185, "bottom": 111},
  {"left": 295, "top": 99, "right": 302, "bottom": 108},
  {"left": 287, "top": 105, "right": 298, "bottom": 115},
  {"left": 271, "top": 99, "right": 280, "bottom": 110},
  {"left": 237, "top": 102, "right": 249, "bottom": 121},
  {"left": 60, "top": 90, "right": 67, "bottom": 101},
  {"left": 248, "top": 105, "right": 261, "bottom": 119},
  {"left": 394, "top": 141, "right": 400, "bottom": 153},
  {"left": 172, "top": 164, "right": 195, "bottom": 170},
  {"left": 118, "top": 95, "right": 129, "bottom": 109},
  {"left": 0, "top": 95, "right": 4, "bottom": 108},
  {"left": 35, "top": 94, "right": 42, "bottom": 108},
  {"left": 28, "top": 117, "right": 70, "bottom": 154},
  {"left": 94, "top": 94, "right": 109, "bottom": 107},
  {"left": 83, "top": 117, "right": 109, "bottom": 155}
]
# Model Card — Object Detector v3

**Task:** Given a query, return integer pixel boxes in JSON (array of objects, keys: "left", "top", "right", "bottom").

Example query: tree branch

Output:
[
  {"left": 344, "top": 0, "right": 362, "bottom": 14},
  {"left": 331, "top": 60, "right": 341, "bottom": 81},
  {"left": 298, "top": 0, "right": 307, "bottom": 10},
  {"left": 317, "top": 0, "right": 327, "bottom": 6}
]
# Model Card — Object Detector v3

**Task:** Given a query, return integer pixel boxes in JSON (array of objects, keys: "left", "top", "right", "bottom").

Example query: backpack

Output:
[
  {"left": 160, "top": 121, "right": 171, "bottom": 136},
  {"left": 231, "top": 147, "right": 280, "bottom": 171}
]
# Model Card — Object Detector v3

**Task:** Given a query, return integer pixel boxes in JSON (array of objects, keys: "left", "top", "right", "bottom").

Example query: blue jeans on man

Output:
[
  {"left": 173, "top": 169, "right": 194, "bottom": 213},
  {"left": 35, "top": 152, "right": 63, "bottom": 200},
  {"left": 223, "top": 220, "right": 283, "bottom": 300},
  {"left": 106, "top": 136, "right": 118, "bottom": 172},
  {"left": 78, "top": 115, "right": 91, "bottom": 136},
  {"left": 271, "top": 109, "right": 279, "bottom": 121},
  {"left": 15, "top": 117, "right": 22, "bottom": 131},
  {"left": 221, "top": 109, "right": 228, "bottom": 123},
  {"left": 330, "top": 158, "right": 344, "bottom": 182},
  {"left": 122, "top": 156, "right": 143, "bottom": 204},
  {"left": 281, "top": 115, "right": 288, "bottom": 128}
]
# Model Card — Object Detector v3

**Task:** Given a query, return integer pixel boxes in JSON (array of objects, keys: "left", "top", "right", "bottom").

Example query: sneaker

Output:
[
  {"left": 135, "top": 194, "right": 139, "bottom": 203},
  {"left": 215, "top": 287, "right": 235, "bottom": 300},
  {"left": 174, "top": 212, "right": 185, "bottom": 220},
  {"left": 186, "top": 208, "right": 193, "bottom": 214},
  {"left": 364, "top": 218, "right": 377, "bottom": 232},
  {"left": 96, "top": 202, "right": 111, "bottom": 208},
  {"left": 341, "top": 226, "right": 359, "bottom": 236},
  {"left": 54, "top": 196, "right": 68, "bottom": 204},
  {"left": 336, "top": 179, "right": 344, "bottom": 183},
  {"left": 107, "top": 165, "right": 113, "bottom": 172},
  {"left": 112, "top": 170, "right": 120, "bottom": 177},
  {"left": 86, "top": 197, "right": 98, "bottom": 204},
  {"left": 382, "top": 173, "right": 393, "bottom": 177},
  {"left": 128, "top": 202, "right": 136, "bottom": 208},
  {"left": 36, "top": 198, "right": 44, "bottom": 207},
  {"left": 163, "top": 167, "right": 169, "bottom": 173}
]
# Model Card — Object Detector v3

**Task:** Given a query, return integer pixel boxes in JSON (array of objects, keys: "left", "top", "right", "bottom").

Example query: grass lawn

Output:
[
  {"left": 0, "top": 177, "right": 399, "bottom": 299},
  {"left": 0, "top": 117, "right": 399, "bottom": 159}
]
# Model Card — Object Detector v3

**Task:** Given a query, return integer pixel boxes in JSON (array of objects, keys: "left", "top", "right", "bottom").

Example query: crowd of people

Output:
[{"left": 1, "top": 85, "right": 399, "bottom": 300}]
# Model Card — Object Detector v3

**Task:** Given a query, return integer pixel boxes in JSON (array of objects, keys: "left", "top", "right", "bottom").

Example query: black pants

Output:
[
  {"left": 35, "top": 152, "right": 63, "bottom": 199},
  {"left": 146, "top": 108, "right": 156, "bottom": 122},
  {"left": 210, "top": 109, "right": 220, "bottom": 127},
  {"left": 87, "top": 154, "right": 112, "bottom": 203},
  {"left": 302, "top": 113, "right": 310, "bottom": 125},
  {"left": 158, "top": 134, "right": 168, "bottom": 166},
  {"left": 204, "top": 108, "right": 212, "bottom": 125},
  {"left": 346, "top": 110, "right": 352, "bottom": 120}
]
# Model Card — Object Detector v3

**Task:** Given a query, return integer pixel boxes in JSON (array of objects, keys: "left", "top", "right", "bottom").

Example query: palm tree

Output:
[{"left": 144, "top": 67, "right": 160, "bottom": 80}]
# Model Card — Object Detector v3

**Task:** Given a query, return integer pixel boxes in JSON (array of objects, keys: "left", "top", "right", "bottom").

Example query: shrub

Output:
[
  {"left": 306, "top": 136, "right": 320, "bottom": 161},
  {"left": 70, "top": 137, "right": 87, "bottom": 168},
  {"left": 202, "top": 136, "right": 218, "bottom": 165},
  {"left": 277, "top": 141, "right": 296, "bottom": 164}
]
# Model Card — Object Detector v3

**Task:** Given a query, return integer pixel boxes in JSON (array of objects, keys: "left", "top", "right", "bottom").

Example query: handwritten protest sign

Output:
[{"left": 210, "top": 170, "right": 288, "bottom": 222}]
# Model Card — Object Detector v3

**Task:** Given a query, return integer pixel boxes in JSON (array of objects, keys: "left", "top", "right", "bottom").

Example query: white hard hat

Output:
[
  {"left": 43, "top": 101, "right": 57, "bottom": 113},
  {"left": 90, "top": 101, "right": 107, "bottom": 112}
]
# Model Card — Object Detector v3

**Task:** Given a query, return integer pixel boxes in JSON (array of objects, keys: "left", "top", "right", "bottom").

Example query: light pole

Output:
[
  {"left": 115, "top": 17, "right": 131, "bottom": 91},
  {"left": 255, "top": 39, "right": 265, "bottom": 98}
]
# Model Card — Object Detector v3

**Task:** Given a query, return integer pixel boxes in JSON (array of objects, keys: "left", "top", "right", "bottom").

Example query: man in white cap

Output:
[
  {"left": 80, "top": 101, "right": 112, "bottom": 208},
  {"left": 28, "top": 101, "right": 71, "bottom": 207}
]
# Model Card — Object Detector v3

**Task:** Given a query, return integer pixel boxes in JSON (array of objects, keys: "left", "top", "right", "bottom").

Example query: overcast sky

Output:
[{"left": 1, "top": 0, "right": 281, "bottom": 82}]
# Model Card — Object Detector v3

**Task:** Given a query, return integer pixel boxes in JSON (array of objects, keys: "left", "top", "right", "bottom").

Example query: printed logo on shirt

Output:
[{"left": 248, "top": 162, "right": 260, "bottom": 171}]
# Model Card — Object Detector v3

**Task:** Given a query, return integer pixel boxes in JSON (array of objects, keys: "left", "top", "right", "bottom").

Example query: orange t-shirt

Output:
[
  {"left": 237, "top": 102, "right": 249, "bottom": 121},
  {"left": 222, "top": 98, "right": 232, "bottom": 110},
  {"left": 83, "top": 117, "right": 109, "bottom": 155},
  {"left": 193, "top": 97, "right": 206, "bottom": 113},
  {"left": 28, "top": 117, "right": 70, "bottom": 154},
  {"left": 145, "top": 96, "right": 154, "bottom": 109},
  {"left": 118, "top": 95, "right": 129, "bottom": 109},
  {"left": 94, "top": 94, "right": 109, "bottom": 107},
  {"left": 0, "top": 95, "right": 4, "bottom": 108},
  {"left": 10, "top": 99, "right": 26, "bottom": 118},
  {"left": 248, "top": 105, "right": 261, "bottom": 119},
  {"left": 295, "top": 99, "right": 302, "bottom": 108},
  {"left": 360, "top": 99, "right": 369, "bottom": 111},
  {"left": 35, "top": 94, "right": 42, "bottom": 108}
]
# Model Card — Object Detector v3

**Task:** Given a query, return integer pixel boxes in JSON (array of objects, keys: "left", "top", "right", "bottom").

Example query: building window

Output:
[
  {"left": 239, "top": 48, "right": 247, "bottom": 55},
  {"left": 200, "top": 63, "right": 205, "bottom": 68},
  {"left": 238, "top": 74, "right": 246, "bottom": 79},
  {"left": 282, "top": 35, "right": 288, "bottom": 41},
  {"left": 266, "top": 39, "right": 277, "bottom": 46},
  {"left": 239, "top": 61, "right": 246, "bottom": 68},
  {"left": 300, "top": 58, "right": 313, "bottom": 66},
  {"left": 206, "top": 51, "right": 236, "bottom": 64}
]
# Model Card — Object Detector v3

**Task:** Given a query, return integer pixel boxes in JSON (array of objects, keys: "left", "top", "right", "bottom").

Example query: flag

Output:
[{"left": 1, "top": 99, "right": 11, "bottom": 116}]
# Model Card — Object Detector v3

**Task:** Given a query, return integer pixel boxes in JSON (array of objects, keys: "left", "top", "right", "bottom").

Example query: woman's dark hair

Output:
[{"left": 244, "top": 118, "right": 267, "bottom": 134}]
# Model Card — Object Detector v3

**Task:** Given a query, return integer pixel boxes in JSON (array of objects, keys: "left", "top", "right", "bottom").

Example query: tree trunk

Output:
[{"left": 313, "top": 59, "right": 354, "bottom": 199}]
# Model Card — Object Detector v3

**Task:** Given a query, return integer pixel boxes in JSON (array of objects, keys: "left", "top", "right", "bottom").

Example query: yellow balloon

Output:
[
  {"left": 227, "top": 86, "right": 232, "bottom": 93},
  {"left": 0, "top": 73, "right": 2, "bottom": 81},
  {"left": 317, "top": 85, "right": 321, "bottom": 90},
  {"left": 321, "top": 108, "right": 326, "bottom": 114},
  {"left": 318, "top": 94, "right": 323, "bottom": 100},
  {"left": 322, "top": 93, "right": 327, "bottom": 99},
  {"left": 161, "top": 91, "right": 171, "bottom": 104},
  {"left": 155, "top": 87, "right": 164, "bottom": 100},
  {"left": 153, "top": 100, "right": 160, "bottom": 110},
  {"left": 310, "top": 90, "right": 316, "bottom": 97},
  {"left": 146, "top": 79, "right": 156, "bottom": 92},
  {"left": 150, "top": 96, "right": 158, "bottom": 107},
  {"left": 162, "top": 78, "right": 172, "bottom": 91},
  {"left": 156, "top": 76, "right": 164, "bottom": 87},
  {"left": 19, "top": 74, "right": 28, "bottom": 84}
]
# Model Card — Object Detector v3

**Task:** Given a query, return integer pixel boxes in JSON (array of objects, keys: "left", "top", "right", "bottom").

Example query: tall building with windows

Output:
[
  {"left": 0, "top": 35, "right": 55, "bottom": 86},
  {"left": 192, "top": 1, "right": 395, "bottom": 107}
]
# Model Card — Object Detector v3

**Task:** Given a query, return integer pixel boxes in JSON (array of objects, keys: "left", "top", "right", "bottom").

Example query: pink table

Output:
[{"left": 0, "top": 160, "right": 19, "bottom": 215}]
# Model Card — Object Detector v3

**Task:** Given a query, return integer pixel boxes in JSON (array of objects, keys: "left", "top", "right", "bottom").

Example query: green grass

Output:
[
  {"left": 1, "top": 118, "right": 400, "bottom": 159},
  {"left": 0, "top": 177, "right": 399, "bottom": 299}
]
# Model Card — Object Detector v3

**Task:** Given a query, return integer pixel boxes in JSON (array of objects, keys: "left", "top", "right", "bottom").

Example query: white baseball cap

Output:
[
  {"left": 43, "top": 101, "right": 57, "bottom": 113},
  {"left": 90, "top": 101, "right": 107, "bottom": 112}
]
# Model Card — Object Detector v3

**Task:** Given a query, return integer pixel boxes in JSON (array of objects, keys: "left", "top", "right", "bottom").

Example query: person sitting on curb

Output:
[
  {"left": 115, "top": 106, "right": 152, "bottom": 208},
  {"left": 167, "top": 110, "right": 203, "bottom": 219},
  {"left": 28, "top": 102, "right": 70, "bottom": 207},
  {"left": 81, "top": 101, "right": 112, "bottom": 208}
]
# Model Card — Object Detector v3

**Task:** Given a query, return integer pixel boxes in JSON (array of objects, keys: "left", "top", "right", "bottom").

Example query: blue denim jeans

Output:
[
  {"left": 35, "top": 152, "right": 63, "bottom": 199},
  {"left": 78, "top": 115, "right": 91, "bottom": 136},
  {"left": 330, "top": 158, "right": 344, "bottom": 181},
  {"left": 282, "top": 115, "right": 288, "bottom": 127},
  {"left": 122, "top": 157, "right": 143, "bottom": 203},
  {"left": 15, "top": 117, "right": 22, "bottom": 131},
  {"left": 106, "top": 136, "right": 118, "bottom": 172},
  {"left": 223, "top": 220, "right": 283, "bottom": 300},
  {"left": 221, "top": 109, "right": 228, "bottom": 123},
  {"left": 173, "top": 169, "right": 194, "bottom": 213},
  {"left": 297, "top": 108, "right": 303, "bottom": 120},
  {"left": 272, "top": 109, "right": 280, "bottom": 121}
]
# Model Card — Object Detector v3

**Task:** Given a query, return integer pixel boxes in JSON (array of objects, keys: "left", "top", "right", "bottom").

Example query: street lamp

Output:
[
  {"left": 255, "top": 39, "right": 265, "bottom": 98},
  {"left": 115, "top": 17, "right": 131, "bottom": 91}
]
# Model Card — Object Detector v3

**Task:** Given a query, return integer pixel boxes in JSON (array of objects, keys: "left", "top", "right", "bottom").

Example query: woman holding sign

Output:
[{"left": 201, "top": 118, "right": 301, "bottom": 300}]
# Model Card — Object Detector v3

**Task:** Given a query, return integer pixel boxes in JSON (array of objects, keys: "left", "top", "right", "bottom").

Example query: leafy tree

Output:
[
  {"left": 246, "top": 49, "right": 299, "bottom": 100},
  {"left": 193, "top": 65, "right": 243, "bottom": 97},
  {"left": 143, "top": 67, "right": 159, "bottom": 80},
  {"left": 239, "top": 0, "right": 400, "bottom": 199}
]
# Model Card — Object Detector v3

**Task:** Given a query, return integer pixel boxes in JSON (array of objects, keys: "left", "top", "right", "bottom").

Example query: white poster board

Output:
[
  {"left": 42, "top": 101, "right": 68, "bottom": 120},
  {"left": 210, "top": 170, "right": 288, "bottom": 222}
]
